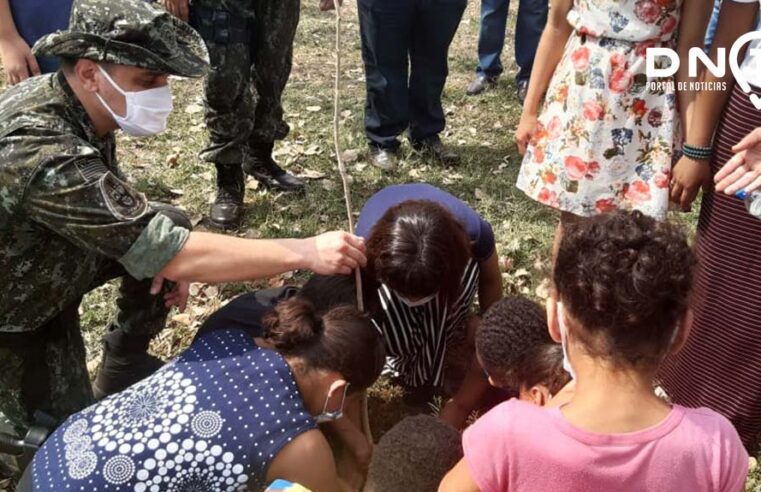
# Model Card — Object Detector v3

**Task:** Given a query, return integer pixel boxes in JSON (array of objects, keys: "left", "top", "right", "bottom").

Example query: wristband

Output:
[{"left": 682, "top": 143, "right": 714, "bottom": 161}]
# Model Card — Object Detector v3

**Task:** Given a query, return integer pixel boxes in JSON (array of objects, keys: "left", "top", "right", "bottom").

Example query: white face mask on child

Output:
[
  {"left": 556, "top": 302, "right": 577, "bottom": 380},
  {"left": 95, "top": 65, "right": 173, "bottom": 136}
]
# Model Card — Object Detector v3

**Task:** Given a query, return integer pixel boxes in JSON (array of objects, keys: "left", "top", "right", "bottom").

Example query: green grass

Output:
[{"left": 1, "top": 1, "right": 753, "bottom": 489}]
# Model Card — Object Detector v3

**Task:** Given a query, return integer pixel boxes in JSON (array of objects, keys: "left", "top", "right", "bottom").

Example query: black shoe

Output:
[
  {"left": 516, "top": 79, "right": 529, "bottom": 105},
  {"left": 93, "top": 329, "right": 164, "bottom": 400},
  {"left": 368, "top": 146, "right": 400, "bottom": 171},
  {"left": 244, "top": 143, "right": 305, "bottom": 193},
  {"left": 466, "top": 74, "right": 498, "bottom": 96},
  {"left": 209, "top": 164, "right": 245, "bottom": 230},
  {"left": 412, "top": 136, "right": 459, "bottom": 166}
]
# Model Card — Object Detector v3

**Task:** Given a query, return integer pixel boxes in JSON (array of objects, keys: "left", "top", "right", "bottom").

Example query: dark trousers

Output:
[
  {"left": 191, "top": 0, "right": 300, "bottom": 165},
  {"left": 476, "top": 0, "right": 547, "bottom": 81},
  {"left": 359, "top": 0, "right": 467, "bottom": 149}
]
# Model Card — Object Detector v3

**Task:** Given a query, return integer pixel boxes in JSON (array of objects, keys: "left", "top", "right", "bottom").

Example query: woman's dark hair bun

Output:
[{"left": 262, "top": 298, "right": 323, "bottom": 352}]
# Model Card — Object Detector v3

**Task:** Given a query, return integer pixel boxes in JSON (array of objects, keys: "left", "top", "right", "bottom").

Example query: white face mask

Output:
[
  {"left": 397, "top": 292, "right": 437, "bottom": 308},
  {"left": 95, "top": 65, "right": 173, "bottom": 136},
  {"left": 556, "top": 302, "right": 576, "bottom": 380}
]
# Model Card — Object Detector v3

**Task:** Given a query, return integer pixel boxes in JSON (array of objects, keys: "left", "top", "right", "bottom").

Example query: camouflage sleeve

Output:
[
  {"left": 119, "top": 214, "right": 189, "bottom": 280},
  {"left": 24, "top": 151, "right": 189, "bottom": 279}
]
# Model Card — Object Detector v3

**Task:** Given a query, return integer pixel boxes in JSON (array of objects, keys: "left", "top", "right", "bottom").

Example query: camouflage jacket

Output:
[{"left": 0, "top": 73, "right": 188, "bottom": 333}]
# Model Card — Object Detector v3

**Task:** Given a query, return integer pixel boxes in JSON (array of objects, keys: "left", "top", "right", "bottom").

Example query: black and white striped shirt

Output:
[{"left": 378, "top": 259, "right": 480, "bottom": 388}]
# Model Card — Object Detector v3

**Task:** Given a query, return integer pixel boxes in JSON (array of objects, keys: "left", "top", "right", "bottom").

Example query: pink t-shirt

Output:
[{"left": 463, "top": 400, "right": 748, "bottom": 492}]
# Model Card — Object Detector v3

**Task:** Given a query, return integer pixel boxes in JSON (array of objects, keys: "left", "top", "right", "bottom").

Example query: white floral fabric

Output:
[{"left": 517, "top": 0, "right": 683, "bottom": 218}]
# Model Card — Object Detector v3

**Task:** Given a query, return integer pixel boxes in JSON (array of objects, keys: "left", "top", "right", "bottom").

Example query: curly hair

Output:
[
  {"left": 476, "top": 295, "right": 552, "bottom": 387},
  {"left": 553, "top": 211, "right": 696, "bottom": 367},
  {"left": 364, "top": 415, "right": 463, "bottom": 492},
  {"left": 515, "top": 344, "right": 571, "bottom": 395}
]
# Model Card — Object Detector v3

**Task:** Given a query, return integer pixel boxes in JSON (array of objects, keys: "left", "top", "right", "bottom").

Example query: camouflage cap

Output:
[{"left": 33, "top": 0, "right": 209, "bottom": 78}]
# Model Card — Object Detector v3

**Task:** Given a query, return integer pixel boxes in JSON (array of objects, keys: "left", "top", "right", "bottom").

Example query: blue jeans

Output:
[
  {"left": 476, "top": 0, "right": 548, "bottom": 81},
  {"left": 704, "top": 0, "right": 722, "bottom": 51}
]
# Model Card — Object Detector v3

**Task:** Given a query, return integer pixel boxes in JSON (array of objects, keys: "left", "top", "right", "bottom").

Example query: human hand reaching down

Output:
[
  {"left": 150, "top": 276, "right": 190, "bottom": 312},
  {"left": 715, "top": 127, "right": 761, "bottom": 196}
]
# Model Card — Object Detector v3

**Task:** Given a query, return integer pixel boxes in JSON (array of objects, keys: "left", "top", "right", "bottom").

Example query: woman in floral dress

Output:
[{"left": 515, "top": 0, "right": 711, "bottom": 223}]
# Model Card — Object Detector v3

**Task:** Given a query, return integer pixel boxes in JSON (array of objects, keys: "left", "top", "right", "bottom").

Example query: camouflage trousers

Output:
[
  {"left": 0, "top": 205, "right": 191, "bottom": 440},
  {"left": 191, "top": 0, "right": 301, "bottom": 165}
]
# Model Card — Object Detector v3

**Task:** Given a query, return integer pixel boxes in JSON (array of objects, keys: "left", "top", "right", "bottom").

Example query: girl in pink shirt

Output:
[{"left": 440, "top": 211, "right": 748, "bottom": 492}]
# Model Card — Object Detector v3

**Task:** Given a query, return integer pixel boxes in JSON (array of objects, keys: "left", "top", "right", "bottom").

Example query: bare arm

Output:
[
  {"left": 670, "top": 1, "right": 759, "bottom": 210},
  {"left": 515, "top": 0, "right": 574, "bottom": 155},
  {"left": 477, "top": 251, "right": 503, "bottom": 314},
  {"left": 156, "top": 231, "right": 366, "bottom": 284},
  {"left": 674, "top": 0, "right": 714, "bottom": 137},
  {"left": 439, "top": 317, "right": 489, "bottom": 430},
  {"left": 0, "top": 0, "right": 40, "bottom": 85},
  {"left": 439, "top": 459, "right": 481, "bottom": 492},
  {"left": 266, "top": 430, "right": 343, "bottom": 492}
]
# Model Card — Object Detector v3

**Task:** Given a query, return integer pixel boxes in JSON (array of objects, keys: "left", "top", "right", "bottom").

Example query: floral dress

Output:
[{"left": 516, "top": 0, "right": 682, "bottom": 219}]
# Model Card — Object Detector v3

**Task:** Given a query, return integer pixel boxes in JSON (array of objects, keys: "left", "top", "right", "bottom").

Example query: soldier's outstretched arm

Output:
[
  {"left": 155, "top": 230, "right": 367, "bottom": 285},
  {"left": 23, "top": 147, "right": 365, "bottom": 287}
]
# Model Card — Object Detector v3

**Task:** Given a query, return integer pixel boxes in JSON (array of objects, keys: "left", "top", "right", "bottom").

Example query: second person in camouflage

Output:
[{"left": 165, "top": 0, "right": 306, "bottom": 229}]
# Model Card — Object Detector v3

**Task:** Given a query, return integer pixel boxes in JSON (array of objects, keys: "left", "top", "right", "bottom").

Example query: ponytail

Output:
[
  {"left": 262, "top": 298, "right": 323, "bottom": 353},
  {"left": 262, "top": 297, "right": 386, "bottom": 393}
]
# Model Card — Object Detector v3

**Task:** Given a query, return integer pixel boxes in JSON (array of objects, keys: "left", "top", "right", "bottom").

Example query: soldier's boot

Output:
[
  {"left": 209, "top": 163, "right": 245, "bottom": 230},
  {"left": 243, "top": 142, "right": 305, "bottom": 194},
  {"left": 92, "top": 328, "right": 164, "bottom": 400}
]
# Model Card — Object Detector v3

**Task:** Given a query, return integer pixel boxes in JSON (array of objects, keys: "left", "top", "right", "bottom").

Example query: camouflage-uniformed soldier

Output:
[
  {"left": 0, "top": 0, "right": 366, "bottom": 449},
  {"left": 164, "top": 0, "right": 308, "bottom": 229}
]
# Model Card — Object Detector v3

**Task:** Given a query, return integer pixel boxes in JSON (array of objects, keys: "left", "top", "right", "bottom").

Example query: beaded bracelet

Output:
[{"left": 682, "top": 143, "right": 714, "bottom": 161}]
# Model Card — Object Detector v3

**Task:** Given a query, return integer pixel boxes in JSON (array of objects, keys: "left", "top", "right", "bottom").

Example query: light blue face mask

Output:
[{"left": 314, "top": 382, "right": 350, "bottom": 424}]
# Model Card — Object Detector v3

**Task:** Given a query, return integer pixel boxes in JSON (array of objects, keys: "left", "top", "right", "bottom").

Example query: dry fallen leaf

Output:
[
  {"left": 185, "top": 103, "right": 203, "bottom": 114},
  {"left": 169, "top": 188, "right": 184, "bottom": 197},
  {"left": 165, "top": 153, "right": 179, "bottom": 167},
  {"left": 499, "top": 256, "right": 514, "bottom": 273},
  {"left": 475, "top": 188, "right": 487, "bottom": 200},
  {"left": 172, "top": 313, "right": 191, "bottom": 326},
  {"left": 306, "top": 106, "right": 322, "bottom": 112},
  {"left": 341, "top": 149, "right": 359, "bottom": 163},
  {"left": 298, "top": 169, "right": 327, "bottom": 180},
  {"left": 205, "top": 285, "right": 219, "bottom": 298}
]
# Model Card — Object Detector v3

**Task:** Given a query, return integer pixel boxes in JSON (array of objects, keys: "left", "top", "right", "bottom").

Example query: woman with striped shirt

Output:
[
  {"left": 356, "top": 183, "right": 503, "bottom": 429},
  {"left": 657, "top": 0, "right": 761, "bottom": 450}
]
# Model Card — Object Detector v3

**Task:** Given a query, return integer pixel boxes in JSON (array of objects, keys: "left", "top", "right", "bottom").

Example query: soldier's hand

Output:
[
  {"left": 319, "top": 0, "right": 343, "bottom": 11},
  {"left": 303, "top": 231, "right": 366, "bottom": 275},
  {"left": 164, "top": 0, "right": 189, "bottom": 22},
  {"left": 0, "top": 34, "right": 40, "bottom": 85},
  {"left": 150, "top": 275, "right": 190, "bottom": 312}
]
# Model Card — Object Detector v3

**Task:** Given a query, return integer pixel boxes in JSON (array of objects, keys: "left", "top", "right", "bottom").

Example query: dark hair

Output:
[
  {"left": 514, "top": 344, "right": 570, "bottom": 395},
  {"left": 365, "top": 200, "right": 472, "bottom": 303},
  {"left": 299, "top": 274, "right": 365, "bottom": 314},
  {"left": 476, "top": 295, "right": 552, "bottom": 386},
  {"left": 553, "top": 211, "right": 696, "bottom": 367},
  {"left": 365, "top": 415, "right": 463, "bottom": 492},
  {"left": 262, "top": 298, "right": 385, "bottom": 392}
]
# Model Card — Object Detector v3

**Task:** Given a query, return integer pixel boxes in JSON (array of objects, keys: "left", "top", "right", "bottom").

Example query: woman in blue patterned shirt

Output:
[{"left": 24, "top": 298, "right": 385, "bottom": 492}]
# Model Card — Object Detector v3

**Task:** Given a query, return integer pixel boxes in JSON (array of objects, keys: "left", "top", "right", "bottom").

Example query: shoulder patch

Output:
[
  {"left": 75, "top": 158, "right": 109, "bottom": 183},
  {"left": 98, "top": 172, "right": 148, "bottom": 221}
]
